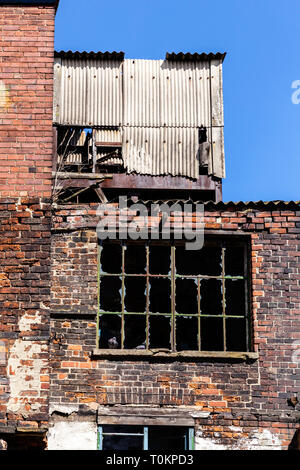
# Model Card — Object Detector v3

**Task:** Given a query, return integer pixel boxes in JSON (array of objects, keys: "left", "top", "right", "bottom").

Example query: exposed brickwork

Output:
[
  {"left": 0, "top": 2, "right": 56, "bottom": 442},
  {"left": 0, "top": 198, "right": 51, "bottom": 433},
  {"left": 49, "top": 203, "right": 300, "bottom": 449},
  {"left": 0, "top": 5, "right": 55, "bottom": 197}
]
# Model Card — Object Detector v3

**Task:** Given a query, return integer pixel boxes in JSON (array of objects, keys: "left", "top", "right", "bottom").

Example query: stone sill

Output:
[{"left": 92, "top": 349, "right": 259, "bottom": 361}]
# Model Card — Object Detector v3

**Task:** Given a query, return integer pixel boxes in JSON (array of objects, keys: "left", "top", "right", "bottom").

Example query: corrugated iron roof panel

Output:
[
  {"left": 123, "top": 127, "right": 200, "bottom": 179},
  {"left": 54, "top": 50, "right": 124, "bottom": 60},
  {"left": 166, "top": 52, "right": 226, "bottom": 62},
  {"left": 123, "top": 59, "right": 162, "bottom": 127},
  {"left": 54, "top": 58, "right": 122, "bottom": 126}
]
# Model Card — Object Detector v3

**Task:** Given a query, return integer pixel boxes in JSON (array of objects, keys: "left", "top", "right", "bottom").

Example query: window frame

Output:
[
  {"left": 97, "top": 425, "right": 195, "bottom": 451},
  {"left": 94, "top": 236, "right": 258, "bottom": 360}
]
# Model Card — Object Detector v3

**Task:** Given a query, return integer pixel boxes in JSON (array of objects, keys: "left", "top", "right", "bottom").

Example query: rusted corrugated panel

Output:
[
  {"left": 123, "top": 59, "right": 162, "bottom": 127},
  {"left": 54, "top": 59, "right": 122, "bottom": 126},
  {"left": 160, "top": 60, "right": 211, "bottom": 127},
  {"left": 123, "top": 127, "right": 199, "bottom": 179}
]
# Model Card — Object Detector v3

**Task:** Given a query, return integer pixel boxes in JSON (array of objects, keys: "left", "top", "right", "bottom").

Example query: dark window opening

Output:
[
  {"left": 98, "top": 240, "right": 250, "bottom": 353},
  {"left": 98, "top": 426, "right": 194, "bottom": 450},
  {"left": 56, "top": 126, "right": 124, "bottom": 175}
]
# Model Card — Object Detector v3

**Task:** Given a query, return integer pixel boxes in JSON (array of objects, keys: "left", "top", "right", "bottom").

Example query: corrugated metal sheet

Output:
[
  {"left": 54, "top": 58, "right": 122, "bottom": 126},
  {"left": 123, "top": 59, "right": 162, "bottom": 127},
  {"left": 160, "top": 60, "right": 211, "bottom": 127},
  {"left": 53, "top": 52, "right": 226, "bottom": 180},
  {"left": 123, "top": 127, "right": 200, "bottom": 178},
  {"left": 55, "top": 50, "right": 124, "bottom": 60},
  {"left": 118, "top": 197, "right": 300, "bottom": 210},
  {"left": 166, "top": 52, "right": 226, "bottom": 62}
]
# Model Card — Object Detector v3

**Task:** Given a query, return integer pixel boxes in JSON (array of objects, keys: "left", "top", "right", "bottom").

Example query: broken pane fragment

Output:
[
  {"left": 225, "top": 279, "right": 246, "bottom": 316},
  {"left": 175, "top": 278, "right": 198, "bottom": 314},
  {"left": 99, "top": 314, "right": 121, "bottom": 349},
  {"left": 176, "top": 317, "right": 198, "bottom": 351},
  {"left": 124, "top": 315, "right": 146, "bottom": 349},
  {"left": 100, "top": 243, "right": 122, "bottom": 274},
  {"left": 225, "top": 246, "right": 245, "bottom": 276},
  {"left": 149, "top": 278, "right": 171, "bottom": 313},
  {"left": 226, "top": 318, "right": 247, "bottom": 351},
  {"left": 200, "top": 279, "right": 222, "bottom": 315},
  {"left": 125, "top": 244, "right": 146, "bottom": 274},
  {"left": 148, "top": 426, "right": 189, "bottom": 450},
  {"left": 175, "top": 246, "right": 222, "bottom": 276},
  {"left": 201, "top": 317, "right": 224, "bottom": 351},
  {"left": 99, "top": 276, "right": 122, "bottom": 312},
  {"left": 149, "top": 245, "right": 171, "bottom": 275},
  {"left": 149, "top": 316, "right": 171, "bottom": 349},
  {"left": 124, "top": 277, "right": 146, "bottom": 313}
]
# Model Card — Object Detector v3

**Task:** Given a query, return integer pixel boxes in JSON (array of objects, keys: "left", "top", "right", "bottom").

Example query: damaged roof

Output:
[{"left": 53, "top": 51, "right": 226, "bottom": 180}]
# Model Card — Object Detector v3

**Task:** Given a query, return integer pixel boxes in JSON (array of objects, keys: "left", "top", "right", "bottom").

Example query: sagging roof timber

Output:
[{"left": 53, "top": 51, "right": 226, "bottom": 180}]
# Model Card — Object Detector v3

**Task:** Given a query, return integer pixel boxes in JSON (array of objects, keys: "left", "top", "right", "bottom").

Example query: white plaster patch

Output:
[
  {"left": 49, "top": 404, "right": 79, "bottom": 415},
  {"left": 7, "top": 340, "right": 47, "bottom": 414},
  {"left": 238, "top": 429, "right": 282, "bottom": 450},
  {"left": 195, "top": 428, "right": 282, "bottom": 450},
  {"left": 47, "top": 421, "right": 98, "bottom": 450},
  {"left": 18, "top": 312, "right": 41, "bottom": 332}
]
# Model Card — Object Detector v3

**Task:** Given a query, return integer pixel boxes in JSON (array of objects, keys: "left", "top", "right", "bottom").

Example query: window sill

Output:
[{"left": 92, "top": 349, "right": 259, "bottom": 361}]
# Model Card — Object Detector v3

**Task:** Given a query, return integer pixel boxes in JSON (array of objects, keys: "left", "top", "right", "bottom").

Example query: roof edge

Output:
[
  {"left": 0, "top": 0, "right": 59, "bottom": 6},
  {"left": 54, "top": 50, "right": 125, "bottom": 60},
  {"left": 166, "top": 52, "right": 227, "bottom": 62}
]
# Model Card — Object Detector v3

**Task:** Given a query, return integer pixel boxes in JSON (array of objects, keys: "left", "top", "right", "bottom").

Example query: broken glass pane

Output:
[
  {"left": 99, "top": 314, "right": 121, "bottom": 349},
  {"left": 124, "top": 277, "right": 146, "bottom": 313},
  {"left": 148, "top": 426, "right": 188, "bottom": 450},
  {"left": 175, "top": 278, "right": 198, "bottom": 314},
  {"left": 100, "top": 243, "right": 122, "bottom": 274},
  {"left": 103, "top": 435, "right": 143, "bottom": 450},
  {"left": 149, "top": 278, "right": 171, "bottom": 313},
  {"left": 176, "top": 317, "right": 198, "bottom": 351},
  {"left": 175, "top": 246, "right": 222, "bottom": 276},
  {"left": 99, "top": 276, "right": 122, "bottom": 312},
  {"left": 226, "top": 318, "right": 247, "bottom": 351},
  {"left": 124, "top": 315, "right": 146, "bottom": 349},
  {"left": 200, "top": 279, "right": 222, "bottom": 315},
  {"left": 149, "top": 245, "right": 171, "bottom": 275},
  {"left": 225, "top": 246, "right": 245, "bottom": 276},
  {"left": 149, "top": 316, "right": 171, "bottom": 349},
  {"left": 225, "top": 279, "right": 246, "bottom": 316},
  {"left": 200, "top": 317, "right": 224, "bottom": 351},
  {"left": 125, "top": 244, "right": 146, "bottom": 274}
]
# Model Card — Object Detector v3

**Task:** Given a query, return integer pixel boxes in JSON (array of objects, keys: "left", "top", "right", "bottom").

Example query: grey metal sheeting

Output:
[{"left": 53, "top": 53, "right": 226, "bottom": 180}]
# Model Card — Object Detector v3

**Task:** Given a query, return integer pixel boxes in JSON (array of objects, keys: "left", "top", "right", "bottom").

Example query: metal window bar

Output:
[
  {"left": 97, "top": 426, "right": 193, "bottom": 451},
  {"left": 98, "top": 240, "right": 250, "bottom": 352}
]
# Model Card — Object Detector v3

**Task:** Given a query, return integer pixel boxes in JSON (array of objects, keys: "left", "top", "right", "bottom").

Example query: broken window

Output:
[
  {"left": 98, "top": 426, "right": 194, "bottom": 450},
  {"left": 98, "top": 239, "right": 251, "bottom": 353},
  {"left": 56, "top": 126, "right": 124, "bottom": 175}
]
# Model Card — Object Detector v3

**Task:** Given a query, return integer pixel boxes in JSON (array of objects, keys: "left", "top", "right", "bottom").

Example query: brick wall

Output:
[
  {"left": 0, "top": 2, "right": 56, "bottom": 442},
  {"left": 49, "top": 202, "right": 300, "bottom": 449},
  {"left": 0, "top": 4, "right": 55, "bottom": 198},
  {"left": 0, "top": 198, "right": 51, "bottom": 433}
]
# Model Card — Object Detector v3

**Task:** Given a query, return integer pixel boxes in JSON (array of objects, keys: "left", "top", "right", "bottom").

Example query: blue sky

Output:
[{"left": 54, "top": 0, "right": 300, "bottom": 202}]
